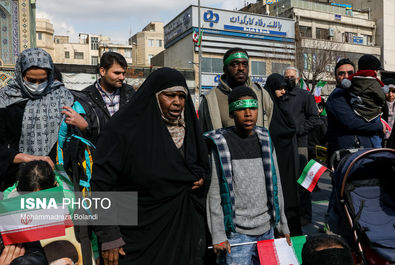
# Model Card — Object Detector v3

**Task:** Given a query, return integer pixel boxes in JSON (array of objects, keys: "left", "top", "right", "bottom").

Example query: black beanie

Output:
[
  {"left": 228, "top": 86, "right": 257, "bottom": 105},
  {"left": 358, "top": 54, "right": 382, "bottom": 70},
  {"left": 43, "top": 240, "right": 79, "bottom": 264}
]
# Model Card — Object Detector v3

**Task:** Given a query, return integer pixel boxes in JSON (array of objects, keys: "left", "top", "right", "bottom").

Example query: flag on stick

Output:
[
  {"left": 300, "top": 79, "right": 309, "bottom": 91},
  {"left": 258, "top": 236, "right": 306, "bottom": 265},
  {"left": 196, "top": 30, "right": 203, "bottom": 47},
  {"left": 0, "top": 186, "right": 69, "bottom": 245},
  {"left": 314, "top": 80, "right": 326, "bottom": 103},
  {"left": 298, "top": 159, "right": 328, "bottom": 192}
]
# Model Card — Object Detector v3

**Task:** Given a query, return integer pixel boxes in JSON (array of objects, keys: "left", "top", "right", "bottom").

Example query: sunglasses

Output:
[{"left": 337, "top": 71, "right": 354, "bottom": 76}]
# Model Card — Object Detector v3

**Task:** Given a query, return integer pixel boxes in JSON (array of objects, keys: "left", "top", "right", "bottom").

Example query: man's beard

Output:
[{"left": 101, "top": 77, "right": 121, "bottom": 92}]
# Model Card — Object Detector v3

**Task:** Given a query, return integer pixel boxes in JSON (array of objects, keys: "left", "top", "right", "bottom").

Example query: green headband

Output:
[
  {"left": 229, "top": 99, "right": 258, "bottom": 113},
  {"left": 224, "top": 52, "right": 249, "bottom": 66}
]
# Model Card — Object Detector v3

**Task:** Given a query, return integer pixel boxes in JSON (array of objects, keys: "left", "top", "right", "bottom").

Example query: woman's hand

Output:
[
  {"left": 101, "top": 247, "right": 125, "bottom": 265},
  {"left": 62, "top": 106, "right": 88, "bottom": 131},
  {"left": 192, "top": 178, "right": 204, "bottom": 190},
  {"left": 13, "top": 153, "right": 54, "bottom": 168}
]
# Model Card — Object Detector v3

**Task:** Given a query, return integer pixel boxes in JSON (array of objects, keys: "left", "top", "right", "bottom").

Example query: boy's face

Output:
[{"left": 231, "top": 96, "right": 258, "bottom": 135}]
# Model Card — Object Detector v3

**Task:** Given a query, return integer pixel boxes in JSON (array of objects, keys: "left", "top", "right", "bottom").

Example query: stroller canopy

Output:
[{"left": 331, "top": 148, "right": 395, "bottom": 198}]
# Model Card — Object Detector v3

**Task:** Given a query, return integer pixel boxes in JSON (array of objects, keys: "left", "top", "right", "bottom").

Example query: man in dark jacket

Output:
[
  {"left": 326, "top": 57, "right": 385, "bottom": 160},
  {"left": 282, "top": 66, "right": 321, "bottom": 225},
  {"left": 74, "top": 52, "right": 135, "bottom": 146}
]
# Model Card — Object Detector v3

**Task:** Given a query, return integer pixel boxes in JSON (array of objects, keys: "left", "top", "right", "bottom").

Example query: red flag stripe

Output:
[
  {"left": 2, "top": 224, "right": 66, "bottom": 245},
  {"left": 257, "top": 239, "right": 279, "bottom": 265},
  {"left": 307, "top": 166, "right": 327, "bottom": 192}
]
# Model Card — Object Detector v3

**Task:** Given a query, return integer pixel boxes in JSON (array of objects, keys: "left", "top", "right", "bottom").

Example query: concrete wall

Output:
[
  {"left": 36, "top": 18, "right": 55, "bottom": 57},
  {"left": 164, "top": 36, "right": 194, "bottom": 69}
]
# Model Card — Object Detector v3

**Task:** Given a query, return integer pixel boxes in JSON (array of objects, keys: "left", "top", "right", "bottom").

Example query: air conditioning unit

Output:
[{"left": 328, "top": 28, "right": 335, "bottom": 37}]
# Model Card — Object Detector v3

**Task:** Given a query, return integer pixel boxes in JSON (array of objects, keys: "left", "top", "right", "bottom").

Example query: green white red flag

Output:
[
  {"left": 258, "top": 236, "right": 306, "bottom": 265},
  {"left": 300, "top": 79, "right": 309, "bottom": 91},
  {"left": 0, "top": 186, "right": 69, "bottom": 245},
  {"left": 192, "top": 29, "right": 203, "bottom": 47},
  {"left": 298, "top": 159, "right": 328, "bottom": 192}
]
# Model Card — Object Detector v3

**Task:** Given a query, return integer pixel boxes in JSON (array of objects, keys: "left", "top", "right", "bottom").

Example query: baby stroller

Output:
[{"left": 327, "top": 148, "right": 395, "bottom": 265}]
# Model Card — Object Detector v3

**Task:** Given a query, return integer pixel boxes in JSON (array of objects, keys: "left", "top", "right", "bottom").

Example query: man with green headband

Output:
[
  {"left": 199, "top": 48, "right": 273, "bottom": 133},
  {"left": 204, "top": 86, "right": 290, "bottom": 265}
]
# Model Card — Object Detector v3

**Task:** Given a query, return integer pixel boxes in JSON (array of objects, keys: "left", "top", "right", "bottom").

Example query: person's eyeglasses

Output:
[{"left": 337, "top": 71, "right": 354, "bottom": 76}]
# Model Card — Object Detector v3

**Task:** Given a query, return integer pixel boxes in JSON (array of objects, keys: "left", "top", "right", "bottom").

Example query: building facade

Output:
[
  {"left": 163, "top": 5, "right": 296, "bottom": 94},
  {"left": 0, "top": 0, "right": 36, "bottom": 88},
  {"left": 242, "top": 0, "right": 381, "bottom": 92},
  {"left": 129, "top": 22, "right": 164, "bottom": 66},
  {"left": 36, "top": 19, "right": 133, "bottom": 66},
  {"left": 36, "top": 18, "right": 54, "bottom": 57},
  {"left": 346, "top": 0, "right": 395, "bottom": 72}
]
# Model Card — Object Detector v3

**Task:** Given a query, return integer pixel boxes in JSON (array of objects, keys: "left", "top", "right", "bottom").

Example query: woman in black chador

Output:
[
  {"left": 265, "top": 73, "right": 302, "bottom": 236},
  {"left": 91, "top": 67, "right": 209, "bottom": 265}
]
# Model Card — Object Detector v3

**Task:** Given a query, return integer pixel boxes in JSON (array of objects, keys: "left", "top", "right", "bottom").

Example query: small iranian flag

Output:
[
  {"left": 193, "top": 29, "right": 203, "bottom": 47},
  {"left": 300, "top": 79, "right": 309, "bottom": 91},
  {"left": 314, "top": 80, "right": 326, "bottom": 103},
  {"left": 0, "top": 186, "right": 69, "bottom": 245},
  {"left": 298, "top": 160, "right": 328, "bottom": 192},
  {"left": 258, "top": 236, "right": 306, "bottom": 265}
]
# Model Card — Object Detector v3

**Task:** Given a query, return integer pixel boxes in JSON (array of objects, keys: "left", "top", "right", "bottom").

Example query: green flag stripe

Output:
[
  {"left": 291, "top": 235, "right": 307, "bottom": 264},
  {"left": 297, "top": 159, "right": 316, "bottom": 184}
]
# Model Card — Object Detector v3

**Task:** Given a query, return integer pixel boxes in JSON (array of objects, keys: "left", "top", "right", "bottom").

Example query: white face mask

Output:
[{"left": 23, "top": 80, "right": 48, "bottom": 95}]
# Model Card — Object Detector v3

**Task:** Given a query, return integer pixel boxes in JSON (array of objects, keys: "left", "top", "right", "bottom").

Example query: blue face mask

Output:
[{"left": 23, "top": 80, "right": 48, "bottom": 95}]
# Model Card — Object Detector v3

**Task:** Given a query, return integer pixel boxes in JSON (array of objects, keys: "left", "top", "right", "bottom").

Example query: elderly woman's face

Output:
[
  {"left": 23, "top": 68, "right": 48, "bottom": 84},
  {"left": 158, "top": 91, "right": 186, "bottom": 120}
]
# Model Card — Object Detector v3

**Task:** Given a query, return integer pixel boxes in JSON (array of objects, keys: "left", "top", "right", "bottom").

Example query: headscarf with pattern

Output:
[{"left": 0, "top": 48, "right": 73, "bottom": 155}]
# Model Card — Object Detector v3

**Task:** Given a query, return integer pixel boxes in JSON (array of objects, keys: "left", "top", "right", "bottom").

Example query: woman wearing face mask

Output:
[
  {"left": 265, "top": 73, "right": 302, "bottom": 236},
  {"left": 0, "top": 48, "right": 87, "bottom": 190}
]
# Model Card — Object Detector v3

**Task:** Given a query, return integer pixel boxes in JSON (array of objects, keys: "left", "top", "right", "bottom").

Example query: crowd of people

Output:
[{"left": 0, "top": 46, "right": 394, "bottom": 265}]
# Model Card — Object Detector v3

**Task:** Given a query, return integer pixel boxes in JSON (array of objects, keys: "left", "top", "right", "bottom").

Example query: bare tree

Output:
[{"left": 295, "top": 27, "right": 345, "bottom": 94}]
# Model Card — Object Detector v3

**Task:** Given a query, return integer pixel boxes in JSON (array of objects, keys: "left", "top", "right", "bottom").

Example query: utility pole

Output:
[{"left": 198, "top": 0, "right": 202, "bottom": 105}]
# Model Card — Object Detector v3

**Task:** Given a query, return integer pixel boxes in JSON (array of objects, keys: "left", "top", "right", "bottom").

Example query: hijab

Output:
[
  {"left": 0, "top": 48, "right": 73, "bottom": 155},
  {"left": 92, "top": 67, "right": 209, "bottom": 264},
  {"left": 156, "top": 86, "right": 188, "bottom": 149},
  {"left": 265, "top": 73, "right": 300, "bottom": 214},
  {"left": 94, "top": 67, "right": 209, "bottom": 191},
  {"left": 265, "top": 73, "right": 296, "bottom": 137}
]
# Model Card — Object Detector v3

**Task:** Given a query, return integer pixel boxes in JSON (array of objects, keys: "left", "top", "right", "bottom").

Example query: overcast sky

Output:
[{"left": 36, "top": 0, "right": 247, "bottom": 43}]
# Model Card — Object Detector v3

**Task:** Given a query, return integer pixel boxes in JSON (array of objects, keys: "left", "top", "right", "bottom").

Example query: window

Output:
[
  {"left": 271, "top": 63, "right": 290, "bottom": 75},
  {"left": 37, "top": 32, "right": 42, "bottom": 40},
  {"left": 299, "top": 26, "right": 312, "bottom": 38},
  {"left": 344, "top": 32, "right": 355, "bottom": 43},
  {"left": 108, "top": 48, "right": 117, "bottom": 52},
  {"left": 124, "top": 49, "right": 132, "bottom": 58},
  {"left": 74, "top": 52, "right": 84, "bottom": 60},
  {"left": 157, "top": 40, "right": 162, "bottom": 47},
  {"left": 148, "top": 39, "right": 154, "bottom": 47},
  {"left": 65, "top": 51, "right": 70, "bottom": 59},
  {"left": 56, "top": 39, "right": 60, "bottom": 44},
  {"left": 201, "top": 57, "right": 222, "bottom": 73},
  {"left": 91, "top": 37, "right": 99, "bottom": 50},
  {"left": 91, "top": 56, "right": 98, "bottom": 65},
  {"left": 316, "top": 28, "right": 329, "bottom": 40},
  {"left": 251, "top": 61, "right": 266, "bottom": 76}
]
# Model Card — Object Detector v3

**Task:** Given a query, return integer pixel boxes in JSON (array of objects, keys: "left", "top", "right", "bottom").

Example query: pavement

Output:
[{"left": 301, "top": 171, "right": 332, "bottom": 236}]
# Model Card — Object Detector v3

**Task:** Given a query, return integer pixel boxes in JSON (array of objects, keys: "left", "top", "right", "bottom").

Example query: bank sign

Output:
[{"left": 165, "top": 6, "right": 295, "bottom": 44}]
